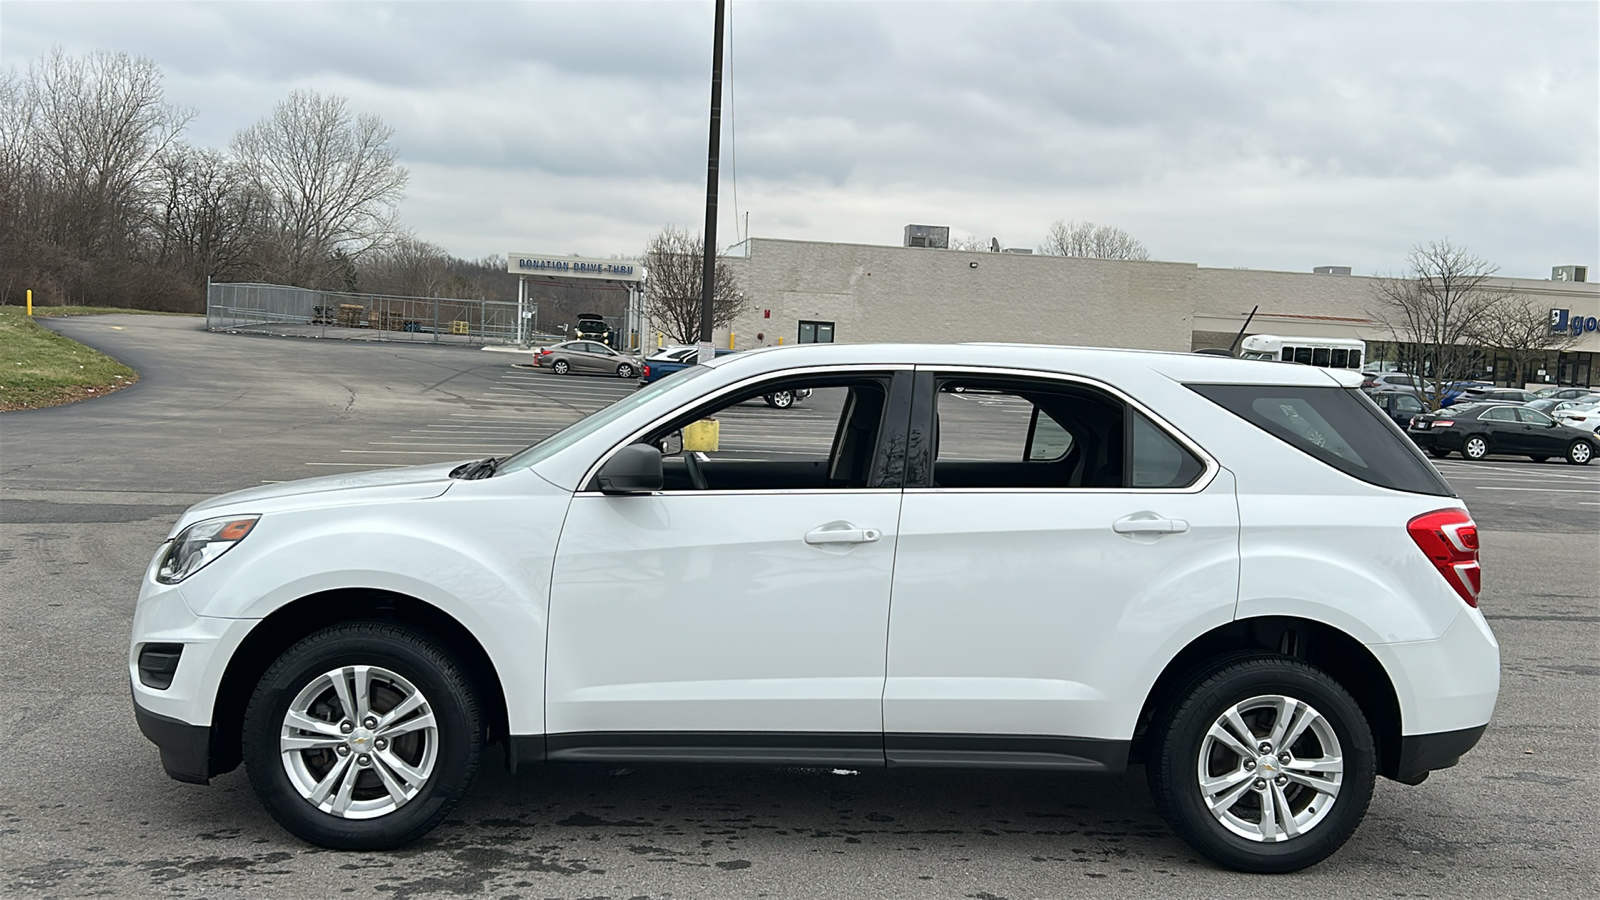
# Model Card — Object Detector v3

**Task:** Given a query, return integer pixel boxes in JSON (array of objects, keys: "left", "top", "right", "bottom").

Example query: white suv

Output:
[{"left": 129, "top": 344, "right": 1498, "bottom": 872}]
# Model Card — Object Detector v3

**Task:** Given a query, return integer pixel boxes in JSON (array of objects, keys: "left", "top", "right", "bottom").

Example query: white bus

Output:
[{"left": 1239, "top": 335, "right": 1366, "bottom": 370}]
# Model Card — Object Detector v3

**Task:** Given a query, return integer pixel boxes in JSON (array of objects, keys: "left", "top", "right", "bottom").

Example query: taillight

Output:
[
  {"left": 1407, "top": 509, "right": 1481, "bottom": 608},
  {"left": 1432, "top": 420, "right": 1454, "bottom": 428},
  {"left": 642, "top": 365, "right": 651, "bottom": 378}
]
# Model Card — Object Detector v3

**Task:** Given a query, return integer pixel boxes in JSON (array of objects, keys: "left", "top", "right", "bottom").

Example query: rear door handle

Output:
[
  {"left": 805, "top": 523, "right": 882, "bottom": 545},
  {"left": 1112, "top": 513, "right": 1189, "bottom": 535}
]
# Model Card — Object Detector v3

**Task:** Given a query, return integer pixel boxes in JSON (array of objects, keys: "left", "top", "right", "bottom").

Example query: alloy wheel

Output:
[
  {"left": 279, "top": 665, "right": 439, "bottom": 819},
  {"left": 1197, "top": 694, "right": 1344, "bottom": 843}
]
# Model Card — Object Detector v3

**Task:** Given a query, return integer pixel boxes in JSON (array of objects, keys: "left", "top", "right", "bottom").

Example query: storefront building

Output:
[{"left": 711, "top": 237, "right": 1598, "bottom": 387}]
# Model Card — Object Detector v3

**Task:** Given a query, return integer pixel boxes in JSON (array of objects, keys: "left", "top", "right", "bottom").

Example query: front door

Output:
[
  {"left": 545, "top": 372, "right": 911, "bottom": 763},
  {"left": 883, "top": 372, "right": 1240, "bottom": 768}
]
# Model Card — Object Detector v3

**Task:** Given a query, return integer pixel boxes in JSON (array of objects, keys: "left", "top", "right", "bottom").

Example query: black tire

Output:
[
  {"left": 617, "top": 363, "right": 635, "bottom": 379},
  {"left": 1462, "top": 435, "right": 1489, "bottom": 460},
  {"left": 1566, "top": 440, "right": 1594, "bottom": 466},
  {"left": 552, "top": 359, "right": 571, "bottom": 375},
  {"left": 242, "top": 622, "right": 481, "bottom": 850},
  {"left": 1426, "top": 447, "right": 1451, "bottom": 459},
  {"left": 1146, "top": 655, "right": 1375, "bottom": 873},
  {"left": 765, "top": 390, "right": 795, "bottom": 409}
]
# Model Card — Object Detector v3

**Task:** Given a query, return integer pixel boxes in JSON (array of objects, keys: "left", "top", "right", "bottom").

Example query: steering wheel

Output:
[{"left": 683, "top": 450, "right": 709, "bottom": 491}]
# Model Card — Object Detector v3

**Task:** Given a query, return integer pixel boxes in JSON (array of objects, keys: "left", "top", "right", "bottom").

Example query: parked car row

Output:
[
  {"left": 639, "top": 347, "right": 812, "bottom": 408},
  {"left": 1359, "top": 373, "right": 1598, "bottom": 465}
]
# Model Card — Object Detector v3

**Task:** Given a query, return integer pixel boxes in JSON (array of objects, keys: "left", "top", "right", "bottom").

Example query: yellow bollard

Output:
[
  {"left": 682, "top": 418, "right": 720, "bottom": 452},
  {"left": 657, "top": 333, "right": 664, "bottom": 348},
  {"left": 777, "top": 337, "right": 783, "bottom": 345},
  {"left": 729, "top": 332, "right": 735, "bottom": 350},
  {"left": 26, "top": 289, "right": 33, "bottom": 316}
]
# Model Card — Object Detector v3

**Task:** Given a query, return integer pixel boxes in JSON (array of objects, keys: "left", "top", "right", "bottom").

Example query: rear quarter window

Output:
[{"left": 1188, "top": 384, "right": 1453, "bottom": 496}]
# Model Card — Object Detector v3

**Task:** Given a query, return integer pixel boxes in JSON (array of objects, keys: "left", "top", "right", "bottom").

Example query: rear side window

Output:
[{"left": 1188, "top": 384, "right": 1452, "bottom": 496}]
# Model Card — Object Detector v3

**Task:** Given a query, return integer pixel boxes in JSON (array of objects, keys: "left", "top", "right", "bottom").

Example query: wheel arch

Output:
[
  {"left": 207, "top": 587, "right": 509, "bottom": 777},
  {"left": 1132, "top": 616, "right": 1405, "bottom": 781}
]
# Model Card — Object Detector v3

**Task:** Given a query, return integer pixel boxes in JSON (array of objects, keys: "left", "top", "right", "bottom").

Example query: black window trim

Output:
[{"left": 902, "top": 365, "right": 1219, "bottom": 494}]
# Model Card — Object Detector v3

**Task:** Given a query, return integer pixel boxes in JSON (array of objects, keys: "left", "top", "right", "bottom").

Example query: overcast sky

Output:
[{"left": 4, "top": 1, "right": 1596, "bottom": 277}]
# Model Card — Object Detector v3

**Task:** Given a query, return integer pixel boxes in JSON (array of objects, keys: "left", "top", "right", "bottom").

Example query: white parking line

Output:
[{"left": 1471, "top": 487, "right": 1600, "bottom": 494}]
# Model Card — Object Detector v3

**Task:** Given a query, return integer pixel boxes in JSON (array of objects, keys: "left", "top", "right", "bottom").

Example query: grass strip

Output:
[{"left": 0, "top": 306, "right": 188, "bottom": 411}]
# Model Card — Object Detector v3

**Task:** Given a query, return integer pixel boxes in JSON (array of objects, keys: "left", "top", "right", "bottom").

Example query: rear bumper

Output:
[
  {"left": 1394, "top": 724, "right": 1487, "bottom": 784},
  {"left": 133, "top": 699, "right": 214, "bottom": 785}
]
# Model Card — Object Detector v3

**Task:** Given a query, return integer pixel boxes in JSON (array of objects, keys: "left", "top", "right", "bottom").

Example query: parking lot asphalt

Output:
[{"left": 2, "top": 315, "right": 1596, "bottom": 898}]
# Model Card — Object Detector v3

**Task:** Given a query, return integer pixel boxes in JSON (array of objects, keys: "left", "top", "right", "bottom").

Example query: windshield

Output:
[{"left": 498, "top": 365, "right": 712, "bottom": 471}]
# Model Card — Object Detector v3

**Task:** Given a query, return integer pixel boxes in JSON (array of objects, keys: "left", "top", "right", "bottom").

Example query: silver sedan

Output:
[{"left": 537, "top": 341, "right": 644, "bottom": 378}]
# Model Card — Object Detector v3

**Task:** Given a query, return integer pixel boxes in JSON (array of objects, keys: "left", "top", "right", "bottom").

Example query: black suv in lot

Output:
[{"left": 1409, "top": 403, "right": 1597, "bottom": 464}]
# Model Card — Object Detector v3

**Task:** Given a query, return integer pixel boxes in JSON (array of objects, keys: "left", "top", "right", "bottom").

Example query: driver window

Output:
[{"left": 645, "top": 376, "right": 896, "bottom": 492}]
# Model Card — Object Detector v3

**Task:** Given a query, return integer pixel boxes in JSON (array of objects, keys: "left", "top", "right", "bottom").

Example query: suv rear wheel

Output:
[
  {"left": 242, "top": 622, "right": 481, "bottom": 849},
  {"left": 1147, "top": 656, "right": 1375, "bottom": 873}
]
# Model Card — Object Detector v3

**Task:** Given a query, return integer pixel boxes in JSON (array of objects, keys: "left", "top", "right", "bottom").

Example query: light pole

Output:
[{"left": 697, "top": 0, "right": 727, "bottom": 365}]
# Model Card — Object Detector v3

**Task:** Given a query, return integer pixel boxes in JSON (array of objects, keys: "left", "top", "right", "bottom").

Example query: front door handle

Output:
[
  {"left": 805, "top": 522, "right": 882, "bottom": 545},
  {"left": 1112, "top": 513, "right": 1189, "bottom": 535}
]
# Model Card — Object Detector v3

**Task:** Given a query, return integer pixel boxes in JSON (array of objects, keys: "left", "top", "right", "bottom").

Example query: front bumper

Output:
[{"left": 133, "top": 696, "right": 215, "bottom": 784}]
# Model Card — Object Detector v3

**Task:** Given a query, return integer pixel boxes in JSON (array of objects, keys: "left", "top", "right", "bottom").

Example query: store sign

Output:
[
  {"left": 1550, "top": 308, "right": 1598, "bottom": 336},
  {"left": 507, "top": 252, "right": 644, "bottom": 283}
]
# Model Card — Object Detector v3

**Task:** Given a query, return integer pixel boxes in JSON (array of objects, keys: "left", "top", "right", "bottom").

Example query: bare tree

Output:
[
  {"left": 1038, "top": 220, "right": 1150, "bottom": 260},
  {"left": 642, "top": 225, "right": 748, "bottom": 345},
  {"left": 1468, "top": 296, "right": 1580, "bottom": 388},
  {"left": 1370, "top": 239, "right": 1510, "bottom": 409},
  {"left": 0, "top": 47, "right": 192, "bottom": 304},
  {"left": 361, "top": 236, "right": 454, "bottom": 298},
  {"left": 150, "top": 144, "right": 261, "bottom": 286},
  {"left": 232, "top": 89, "right": 407, "bottom": 287},
  {"left": 949, "top": 234, "right": 993, "bottom": 252}
]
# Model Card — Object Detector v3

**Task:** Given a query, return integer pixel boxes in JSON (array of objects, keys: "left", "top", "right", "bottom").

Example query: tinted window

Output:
[
  {"left": 1312, "top": 348, "right": 1330, "bottom": 367},
  {"left": 1188, "top": 384, "right": 1453, "bottom": 496},
  {"left": 1131, "top": 411, "right": 1205, "bottom": 488},
  {"left": 1396, "top": 395, "right": 1424, "bottom": 412},
  {"left": 1348, "top": 350, "right": 1362, "bottom": 368},
  {"left": 1293, "top": 347, "right": 1313, "bottom": 365},
  {"left": 927, "top": 377, "right": 1202, "bottom": 489},
  {"left": 1331, "top": 349, "right": 1348, "bottom": 368}
]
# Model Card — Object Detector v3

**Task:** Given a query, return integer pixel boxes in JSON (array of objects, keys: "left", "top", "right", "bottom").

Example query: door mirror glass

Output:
[
  {"left": 596, "top": 444, "right": 664, "bottom": 494},
  {"left": 656, "top": 430, "right": 684, "bottom": 457}
]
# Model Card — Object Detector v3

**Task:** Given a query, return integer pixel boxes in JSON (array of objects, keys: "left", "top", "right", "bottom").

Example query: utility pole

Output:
[{"left": 697, "top": 0, "right": 727, "bottom": 364}]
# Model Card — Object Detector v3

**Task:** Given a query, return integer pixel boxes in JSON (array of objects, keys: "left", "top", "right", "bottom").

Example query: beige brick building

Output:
[{"left": 699, "top": 238, "right": 1597, "bottom": 387}]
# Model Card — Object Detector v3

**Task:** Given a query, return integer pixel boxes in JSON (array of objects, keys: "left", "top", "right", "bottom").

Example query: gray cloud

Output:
[{"left": 2, "top": 1, "right": 1593, "bottom": 276}]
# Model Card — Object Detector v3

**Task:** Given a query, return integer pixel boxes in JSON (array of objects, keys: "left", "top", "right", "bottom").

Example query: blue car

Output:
[{"left": 638, "top": 348, "right": 810, "bottom": 408}]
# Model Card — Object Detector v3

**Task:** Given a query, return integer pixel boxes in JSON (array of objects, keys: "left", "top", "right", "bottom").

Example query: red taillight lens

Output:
[
  {"left": 1433, "top": 420, "right": 1454, "bottom": 428},
  {"left": 642, "top": 365, "right": 651, "bottom": 377},
  {"left": 1407, "top": 509, "right": 1481, "bottom": 608}
]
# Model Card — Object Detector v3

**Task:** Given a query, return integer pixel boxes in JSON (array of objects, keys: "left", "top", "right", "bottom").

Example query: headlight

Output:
[{"left": 156, "top": 515, "right": 260, "bottom": 584}]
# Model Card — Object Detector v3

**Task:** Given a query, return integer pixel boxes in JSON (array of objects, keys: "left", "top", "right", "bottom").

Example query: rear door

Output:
[{"left": 883, "top": 370, "right": 1239, "bottom": 768}]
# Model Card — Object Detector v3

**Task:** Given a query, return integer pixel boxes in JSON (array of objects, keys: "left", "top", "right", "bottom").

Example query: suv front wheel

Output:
[
  {"left": 242, "top": 622, "right": 482, "bottom": 849},
  {"left": 1147, "top": 656, "right": 1375, "bottom": 873}
]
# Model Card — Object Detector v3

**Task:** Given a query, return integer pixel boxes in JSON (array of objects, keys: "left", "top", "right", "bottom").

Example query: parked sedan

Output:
[
  {"left": 537, "top": 341, "right": 643, "bottom": 378},
  {"left": 1553, "top": 402, "right": 1600, "bottom": 434},
  {"left": 1451, "top": 387, "right": 1541, "bottom": 406},
  {"left": 1535, "top": 387, "right": 1599, "bottom": 401},
  {"left": 1409, "top": 402, "right": 1597, "bottom": 464}
]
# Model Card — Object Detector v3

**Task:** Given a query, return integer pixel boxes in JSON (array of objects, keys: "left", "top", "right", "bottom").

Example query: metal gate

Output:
[{"left": 206, "top": 282, "right": 523, "bottom": 346}]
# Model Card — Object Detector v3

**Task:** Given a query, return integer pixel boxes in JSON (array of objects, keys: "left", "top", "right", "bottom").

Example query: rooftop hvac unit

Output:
[
  {"left": 1553, "top": 265, "right": 1588, "bottom": 282},
  {"left": 1001, "top": 248, "right": 1033, "bottom": 255},
  {"left": 1313, "top": 266, "right": 1352, "bottom": 276},
  {"left": 903, "top": 224, "right": 950, "bottom": 249}
]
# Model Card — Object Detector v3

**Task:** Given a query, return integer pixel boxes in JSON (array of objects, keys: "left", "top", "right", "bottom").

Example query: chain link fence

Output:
[{"left": 206, "top": 282, "right": 525, "bottom": 346}]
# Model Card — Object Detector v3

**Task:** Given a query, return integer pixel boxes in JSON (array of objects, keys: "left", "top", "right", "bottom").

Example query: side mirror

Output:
[
  {"left": 596, "top": 444, "right": 663, "bottom": 494},
  {"left": 656, "top": 430, "right": 684, "bottom": 457}
]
